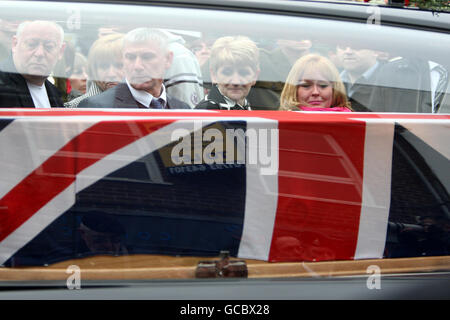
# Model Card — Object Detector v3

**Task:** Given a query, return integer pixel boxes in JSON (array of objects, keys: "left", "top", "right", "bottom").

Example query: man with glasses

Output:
[{"left": 0, "top": 20, "right": 66, "bottom": 108}]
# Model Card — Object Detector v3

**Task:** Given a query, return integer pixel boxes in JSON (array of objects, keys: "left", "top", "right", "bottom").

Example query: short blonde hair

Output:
[
  {"left": 279, "top": 54, "right": 351, "bottom": 111},
  {"left": 87, "top": 33, "right": 124, "bottom": 80},
  {"left": 209, "top": 36, "right": 259, "bottom": 74}
]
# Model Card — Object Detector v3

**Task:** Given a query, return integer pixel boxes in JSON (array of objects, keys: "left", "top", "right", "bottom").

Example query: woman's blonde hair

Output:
[
  {"left": 209, "top": 36, "right": 259, "bottom": 74},
  {"left": 279, "top": 54, "right": 351, "bottom": 111},
  {"left": 87, "top": 33, "right": 124, "bottom": 81}
]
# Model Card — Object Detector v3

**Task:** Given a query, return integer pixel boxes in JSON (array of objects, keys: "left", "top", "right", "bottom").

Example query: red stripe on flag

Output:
[
  {"left": 269, "top": 120, "right": 367, "bottom": 262},
  {"left": 1, "top": 109, "right": 449, "bottom": 120},
  {"left": 0, "top": 120, "right": 173, "bottom": 242}
]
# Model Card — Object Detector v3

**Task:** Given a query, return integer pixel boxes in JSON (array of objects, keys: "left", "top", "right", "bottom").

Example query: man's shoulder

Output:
[
  {"left": 0, "top": 67, "right": 25, "bottom": 87},
  {"left": 167, "top": 95, "right": 192, "bottom": 109},
  {"left": 0, "top": 69, "right": 12, "bottom": 88},
  {"left": 195, "top": 98, "right": 220, "bottom": 110},
  {"left": 194, "top": 86, "right": 222, "bottom": 110},
  {"left": 78, "top": 90, "right": 109, "bottom": 108},
  {"left": 78, "top": 85, "right": 123, "bottom": 108}
]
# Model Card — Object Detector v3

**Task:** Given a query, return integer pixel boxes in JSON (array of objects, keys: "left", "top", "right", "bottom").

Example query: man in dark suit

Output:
[
  {"left": 366, "top": 57, "right": 435, "bottom": 113},
  {"left": 336, "top": 44, "right": 385, "bottom": 112},
  {"left": 0, "top": 20, "right": 66, "bottom": 108},
  {"left": 247, "top": 38, "right": 312, "bottom": 110},
  {"left": 337, "top": 43, "right": 444, "bottom": 113},
  {"left": 78, "top": 28, "right": 190, "bottom": 110}
]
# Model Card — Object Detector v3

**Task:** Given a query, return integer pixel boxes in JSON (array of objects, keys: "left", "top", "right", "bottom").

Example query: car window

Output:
[
  {"left": 0, "top": 0, "right": 449, "bottom": 112},
  {"left": 0, "top": 0, "right": 449, "bottom": 299}
]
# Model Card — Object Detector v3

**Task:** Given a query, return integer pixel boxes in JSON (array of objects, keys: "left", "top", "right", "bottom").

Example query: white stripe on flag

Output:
[
  {"left": 75, "top": 119, "right": 217, "bottom": 192},
  {"left": 354, "top": 120, "right": 395, "bottom": 259},
  {"left": 238, "top": 119, "right": 279, "bottom": 261},
  {"left": 0, "top": 118, "right": 97, "bottom": 199},
  {"left": 0, "top": 183, "right": 76, "bottom": 265},
  {"left": 73, "top": 116, "right": 278, "bottom": 192},
  {"left": 0, "top": 119, "right": 216, "bottom": 265},
  {"left": 395, "top": 119, "right": 450, "bottom": 159}
]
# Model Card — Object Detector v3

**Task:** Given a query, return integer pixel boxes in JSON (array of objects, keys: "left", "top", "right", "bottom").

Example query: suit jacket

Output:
[
  {"left": 366, "top": 58, "right": 433, "bottom": 113},
  {"left": 78, "top": 82, "right": 190, "bottom": 109},
  {"left": 340, "top": 62, "right": 386, "bottom": 112},
  {"left": 0, "top": 63, "right": 64, "bottom": 108},
  {"left": 195, "top": 85, "right": 250, "bottom": 110},
  {"left": 246, "top": 48, "right": 288, "bottom": 110}
]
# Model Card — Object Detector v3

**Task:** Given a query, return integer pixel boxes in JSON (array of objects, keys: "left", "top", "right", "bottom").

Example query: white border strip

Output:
[
  {"left": 0, "top": 119, "right": 218, "bottom": 265},
  {"left": 1, "top": 118, "right": 267, "bottom": 265},
  {"left": 0, "top": 118, "right": 97, "bottom": 199},
  {"left": 238, "top": 119, "right": 279, "bottom": 260},
  {"left": 74, "top": 119, "right": 217, "bottom": 192},
  {"left": 395, "top": 119, "right": 450, "bottom": 159},
  {"left": 354, "top": 119, "right": 395, "bottom": 260}
]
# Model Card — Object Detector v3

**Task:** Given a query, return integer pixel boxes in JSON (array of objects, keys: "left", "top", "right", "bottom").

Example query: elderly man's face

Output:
[
  {"left": 123, "top": 40, "right": 172, "bottom": 95},
  {"left": 12, "top": 22, "right": 64, "bottom": 78}
]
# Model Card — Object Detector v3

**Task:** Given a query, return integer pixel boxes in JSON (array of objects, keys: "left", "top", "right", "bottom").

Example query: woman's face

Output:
[
  {"left": 95, "top": 59, "right": 124, "bottom": 91},
  {"left": 296, "top": 69, "right": 333, "bottom": 108},
  {"left": 70, "top": 66, "right": 88, "bottom": 94},
  {"left": 212, "top": 64, "right": 258, "bottom": 105}
]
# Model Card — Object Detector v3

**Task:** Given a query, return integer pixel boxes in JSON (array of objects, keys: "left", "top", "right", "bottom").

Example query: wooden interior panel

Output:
[{"left": 0, "top": 255, "right": 449, "bottom": 281}]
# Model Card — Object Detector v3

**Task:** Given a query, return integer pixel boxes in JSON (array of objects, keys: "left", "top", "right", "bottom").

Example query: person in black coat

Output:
[
  {"left": 77, "top": 82, "right": 189, "bottom": 109},
  {"left": 0, "top": 20, "right": 66, "bottom": 108},
  {"left": 195, "top": 36, "right": 259, "bottom": 111},
  {"left": 335, "top": 44, "right": 385, "bottom": 112},
  {"left": 78, "top": 28, "right": 189, "bottom": 110}
]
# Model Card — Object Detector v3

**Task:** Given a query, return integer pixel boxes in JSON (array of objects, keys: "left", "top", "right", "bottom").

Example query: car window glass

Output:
[{"left": 0, "top": 0, "right": 449, "bottom": 112}]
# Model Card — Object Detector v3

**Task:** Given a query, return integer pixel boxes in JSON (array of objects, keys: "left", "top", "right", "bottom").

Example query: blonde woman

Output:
[
  {"left": 280, "top": 54, "right": 352, "bottom": 112},
  {"left": 65, "top": 33, "right": 124, "bottom": 108},
  {"left": 195, "top": 35, "right": 259, "bottom": 110}
]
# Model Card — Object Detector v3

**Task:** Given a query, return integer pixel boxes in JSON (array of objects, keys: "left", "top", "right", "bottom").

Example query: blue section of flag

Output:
[
  {"left": 384, "top": 124, "right": 450, "bottom": 258},
  {"left": 0, "top": 119, "right": 13, "bottom": 133},
  {"left": 5, "top": 121, "right": 248, "bottom": 266}
]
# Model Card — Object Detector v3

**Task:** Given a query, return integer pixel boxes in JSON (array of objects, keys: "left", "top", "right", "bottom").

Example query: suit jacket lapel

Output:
[
  {"left": 9, "top": 72, "right": 35, "bottom": 108},
  {"left": 1, "top": 58, "right": 34, "bottom": 108},
  {"left": 207, "top": 85, "right": 227, "bottom": 104},
  {"left": 45, "top": 80, "right": 64, "bottom": 108},
  {"left": 113, "top": 83, "right": 141, "bottom": 109}
]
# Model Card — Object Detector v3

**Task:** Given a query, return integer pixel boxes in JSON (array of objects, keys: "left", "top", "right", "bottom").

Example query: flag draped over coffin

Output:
[{"left": 0, "top": 109, "right": 448, "bottom": 266}]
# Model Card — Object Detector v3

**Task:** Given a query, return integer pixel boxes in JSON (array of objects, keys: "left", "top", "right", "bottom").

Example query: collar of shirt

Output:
[
  {"left": 341, "top": 61, "right": 380, "bottom": 98},
  {"left": 125, "top": 78, "right": 167, "bottom": 108},
  {"left": 340, "top": 61, "right": 380, "bottom": 86},
  {"left": 216, "top": 86, "right": 251, "bottom": 110},
  {"left": 26, "top": 81, "right": 51, "bottom": 109},
  {"left": 361, "top": 61, "right": 380, "bottom": 81}
]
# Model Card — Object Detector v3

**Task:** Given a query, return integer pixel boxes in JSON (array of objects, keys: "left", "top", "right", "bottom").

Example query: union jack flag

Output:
[{"left": 0, "top": 109, "right": 449, "bottom": 266}]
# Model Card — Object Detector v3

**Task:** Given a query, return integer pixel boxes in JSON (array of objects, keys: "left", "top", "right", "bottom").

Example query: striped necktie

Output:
[
  {"left": 150, "top": 98, "right": 165, "bottom": 109},
  {"left": 433, "top": 64, "right": 448, "bottom": 113}
]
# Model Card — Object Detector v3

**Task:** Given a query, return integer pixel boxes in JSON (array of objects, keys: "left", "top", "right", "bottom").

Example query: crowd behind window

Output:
[{"left": 0, "top": 19, "right": 448, "bottom": 113}]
